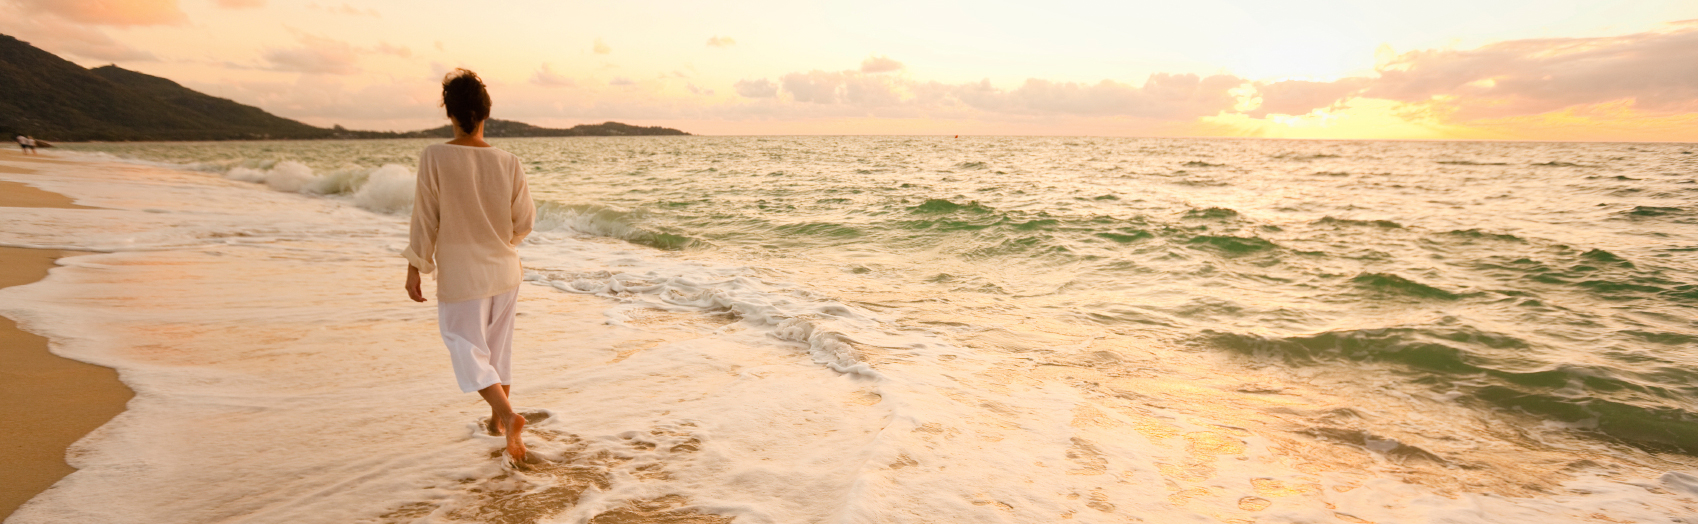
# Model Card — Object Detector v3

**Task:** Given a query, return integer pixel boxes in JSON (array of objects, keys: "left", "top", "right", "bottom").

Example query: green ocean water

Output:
[{"left": 65, "top": 136, "right": 1698, "bottom": 459}]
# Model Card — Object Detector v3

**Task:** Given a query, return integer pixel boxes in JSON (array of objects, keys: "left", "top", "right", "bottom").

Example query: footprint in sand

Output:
[
  {"left": 404, "top": 422, "right": 722, "bottom": 524},
  {"left": 479, "top": 409, "right": 553, "bottom": 437}
]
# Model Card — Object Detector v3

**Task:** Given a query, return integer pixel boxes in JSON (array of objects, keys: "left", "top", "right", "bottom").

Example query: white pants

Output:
[{"left": 438, "top": 287, "right": 519, "bottom": 393}]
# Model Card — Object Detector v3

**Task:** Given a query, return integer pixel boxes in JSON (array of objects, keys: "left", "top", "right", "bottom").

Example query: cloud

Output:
[
  {"left": 262, "top": 32, "right": 360, "bottom": 75},
  {"left": 248, "top": 32, "right": 414, "bottom": 75},
  {"left": 1225, "top": 23, "right": 1698, "bottom": 123},
  {"left": 779, "top": 71, "right": 842, "bottom": 104},
  {"left": 308, "top": 2, "right": 379, "bottom": 17},
  {"left": 959, "top": 74, "right": 1246, "bottom": 119},
  {"left": 0, "top": 15, "right": 157, "bottom": 61},
  {"left": 530, "top": 63, "right": 575, "bottom": 87},
  {"left": 1361, "top": 25, "right": 1698, "bottom": 119},
  {"left": 431, "top": 24, "right": 1698, "bottom": 138},
  {"left": 214, "top": 0, "right": 264, "bottom": 8},
  {"left": 1245, "top": 78, "right": 1369, "bottom": 117},
  {"left": 191, "top": 20, "right": 1698, "bottom": 139},
  {"left": 193, "top": 75, "right": 434, "bottom": 129},
  {"left": 706, "top": 36, "right": 735, "bottom": 48},
  {"left": 779, "top": 70, "right": 907, "bottom": 107},
  {"left": 747, "top": 67, "right": 1248, "bottom": 120},
  {"left": 734, "top": 78, "right": 778, "bottom": 98},
  {"left": 10, "top": 0, "right": 186, "bottom": 26},
  {"left": 860, "top": 55, "right": 903, "bottom": 74},
  {"left": 373, "top": 42, "right": 410, "bottom": 58}
]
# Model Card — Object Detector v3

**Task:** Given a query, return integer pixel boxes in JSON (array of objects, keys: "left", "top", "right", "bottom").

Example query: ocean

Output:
[{"left": 8, "top": 136, "right": 1698, "bottom": 523}]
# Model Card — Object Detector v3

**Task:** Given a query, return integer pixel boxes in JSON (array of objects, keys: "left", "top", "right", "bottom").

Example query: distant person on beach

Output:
[
  {"left": 16, "top": 135, "right": 36, "bottom": 155},
  {"left": 402, "top": 68, "right": 536, "bottom": 462}
]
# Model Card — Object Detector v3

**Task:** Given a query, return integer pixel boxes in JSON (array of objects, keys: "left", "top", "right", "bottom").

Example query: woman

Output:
[{"left": 403, "top": 68, "right": 536, "bottom": 462}]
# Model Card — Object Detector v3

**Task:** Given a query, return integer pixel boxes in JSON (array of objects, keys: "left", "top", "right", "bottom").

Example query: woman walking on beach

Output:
[{"left": 403, "top": 68, "right": 536, "bottom": 462}]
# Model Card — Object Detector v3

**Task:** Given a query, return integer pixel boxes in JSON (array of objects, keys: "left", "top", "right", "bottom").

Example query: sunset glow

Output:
[{"left": 4, "top": 0, "right": 1697, "bottom": 140}]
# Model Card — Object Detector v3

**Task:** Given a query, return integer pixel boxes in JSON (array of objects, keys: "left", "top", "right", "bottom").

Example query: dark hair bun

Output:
[{"left": 441, "top": 68, "right": 492, "bottom": 134}]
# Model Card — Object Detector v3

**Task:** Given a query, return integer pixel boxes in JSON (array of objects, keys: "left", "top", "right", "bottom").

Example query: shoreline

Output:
[
  {"left": 0, "top": 151, "right": 132, "bottom": 519},
  {"left": 0, "top": 146, "right": 779, "bottom": 522},
  {"left": 2, "top": 143, "right": 1694, "bottom": 522}
]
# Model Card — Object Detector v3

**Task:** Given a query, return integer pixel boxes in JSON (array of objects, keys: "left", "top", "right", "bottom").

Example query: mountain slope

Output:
[
  {"left": 0, "top": 34, "right": 222, "bottom": 140},
  {"left": 88, "top": 65, "right": 327, "bottom": 139},
  {"left": 0, "top": 34, "right": 690, "bottom": 141}
]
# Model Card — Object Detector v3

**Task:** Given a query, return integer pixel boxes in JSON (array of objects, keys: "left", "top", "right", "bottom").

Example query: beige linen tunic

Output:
[{"left": 403, "top": 143, "right": 536, "bottom": 303}]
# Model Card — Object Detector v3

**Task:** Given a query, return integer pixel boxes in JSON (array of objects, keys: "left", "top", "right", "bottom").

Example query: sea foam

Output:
[
  {"left": 352, "top": 164, "right": 416, "bottom": 214},
  {"left": 11, "top": 140, "right": 1696, "bottom": 523}
]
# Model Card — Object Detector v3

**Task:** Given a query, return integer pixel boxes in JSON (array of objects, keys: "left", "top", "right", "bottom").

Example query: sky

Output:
[{"left": 4, "top": 0, "right": 1698, "bottom": 141}]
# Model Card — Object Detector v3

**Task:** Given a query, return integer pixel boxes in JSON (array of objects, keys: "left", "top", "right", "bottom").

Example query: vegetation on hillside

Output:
[
  {"left": 359, "top": 119, "right": 692, "bottom": 139},
  {"left": 0, "top": 34, "right": 690, "bottom": 142}
]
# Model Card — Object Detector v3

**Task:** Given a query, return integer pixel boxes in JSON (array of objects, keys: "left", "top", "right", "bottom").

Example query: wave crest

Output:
[{"left": 534, "top": 201, "right": 700, "bottom": 250}]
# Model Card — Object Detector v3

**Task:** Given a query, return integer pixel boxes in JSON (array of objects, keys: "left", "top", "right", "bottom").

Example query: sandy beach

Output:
[
  {"left": 0, "top": 151, "right": 129, "bottom": 520},
  {"left": 0, "top": 247, "right": 130, "bottom": 520}
]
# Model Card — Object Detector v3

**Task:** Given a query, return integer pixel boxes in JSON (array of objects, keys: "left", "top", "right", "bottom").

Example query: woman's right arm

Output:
[
  {"left": 405, "top": 264, "right": 425, "bottom": 302},
  {"left": 402, "top": 151, "right": 440, "bottom": 299},
  {"left": 510, "top": 161, "right": 535, "bottom": 246}
]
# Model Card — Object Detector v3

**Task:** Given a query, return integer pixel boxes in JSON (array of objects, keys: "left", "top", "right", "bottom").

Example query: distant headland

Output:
[
  {"left": 355, "top": 119, "right": 690, "bottom": 140},
  {"left": 0, "top": 34, "right": 690, "bottom": 142}
]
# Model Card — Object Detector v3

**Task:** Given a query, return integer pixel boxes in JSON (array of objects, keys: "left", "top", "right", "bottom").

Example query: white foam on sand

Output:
[{"left": 2, "top": 154, "right": 1695, "bottom": 523}]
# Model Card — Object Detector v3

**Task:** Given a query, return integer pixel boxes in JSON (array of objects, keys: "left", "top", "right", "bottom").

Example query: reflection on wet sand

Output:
[{"left": 380, "top": 423, "right": 728, "bottom": 524}]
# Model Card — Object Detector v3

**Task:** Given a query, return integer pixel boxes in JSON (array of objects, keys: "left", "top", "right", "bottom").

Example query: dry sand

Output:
[{"left": 0, "top": 152, "right": 132, "bottom": 519}]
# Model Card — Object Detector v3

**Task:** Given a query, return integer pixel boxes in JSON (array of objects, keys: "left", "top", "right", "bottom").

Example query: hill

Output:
[
  {"left": 0, "top": 34, "right": 328, "bottom": 140},
  {"left": 0, "top": 34, "right": 689, "bottom": 141},
  {"left": 89, "top": 65, "right": 331, "bottom": 139},
  {"left": 387, "top": 119, "right": 691, "bottom": 138}
]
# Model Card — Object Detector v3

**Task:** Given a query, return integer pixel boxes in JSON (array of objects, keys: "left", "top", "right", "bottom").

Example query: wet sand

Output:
[
  {"left": 0, "top": 152, "right": 131, "bottom": 519},
  {"left": 0, "top": 148, "right": 778, "bottom": 523}
]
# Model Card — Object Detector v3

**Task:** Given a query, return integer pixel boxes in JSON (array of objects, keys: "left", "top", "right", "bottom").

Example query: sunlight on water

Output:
[{"left": 48, "top": 136, "right": 1698, "bottom": 522}]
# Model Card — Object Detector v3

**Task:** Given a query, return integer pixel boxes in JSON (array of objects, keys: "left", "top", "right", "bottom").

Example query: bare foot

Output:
[
  {"left": 503, "top": 413, "right": 527, "bottom": 461},
  {"left": 486, "top": 416, "right": 503, "bottom": 436}
]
